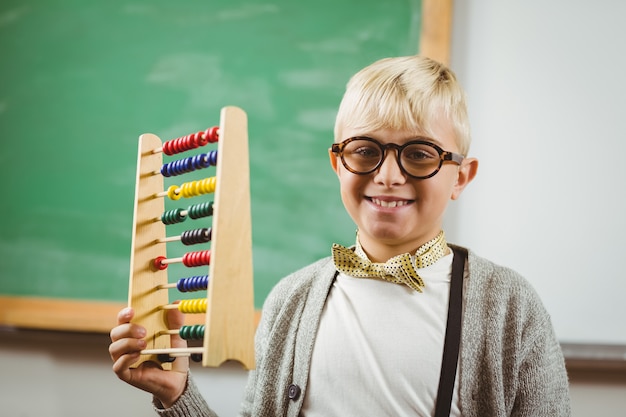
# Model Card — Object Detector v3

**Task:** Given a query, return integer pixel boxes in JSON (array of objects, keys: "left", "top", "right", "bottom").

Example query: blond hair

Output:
[{"left": 334, "top": 55, "right": 472, "bottom": 155}]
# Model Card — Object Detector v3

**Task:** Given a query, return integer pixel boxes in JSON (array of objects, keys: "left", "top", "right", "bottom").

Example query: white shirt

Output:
[{"left": 301, "top": 251, "right": 461, "bottom": 417}]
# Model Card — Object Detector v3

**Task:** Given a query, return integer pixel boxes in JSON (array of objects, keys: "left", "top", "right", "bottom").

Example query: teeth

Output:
[{"left": 372, "top": 198, "right": 408, "bottom": 208}]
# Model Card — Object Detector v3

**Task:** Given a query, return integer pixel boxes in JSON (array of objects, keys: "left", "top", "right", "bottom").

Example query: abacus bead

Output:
[
  {"left": 206, "top": 126, "right": 219, "bottom": 142},
  {"left": 158, "top": 354, "right": 176, "bottom": 363},
  {"left": 195, "top": 131, "right": 208, "bottom": 147},
  {"left": 179, "top": 326, "right": 190, "bottom": 339},
  {"left": 153, "top": 256, "right": 168, "bottom": 270},
  {"left": 187, "top": 275, "right": 209, "bottom": 291},
  {"left": 188, "top": 201, "right": 214, "bottom": 219},
  {"left": 162, "top": 208, "right": 186, "bottom": 225},
  {"left": 208, "top": 150, "right": 218, "bottom": 165},
  {"left": 183, "top": 250, "right": 211, "bottom": 266},
  {"left": 194, "top": 324, "right": 205, "bottom": 338},
  {"left": 180, "top": 228, "right": 212, "bottom": 245},
  {"left": 194, "top": 276, "right": 207, "bottom": 290},
  {"left": 178, "top": 298, "right": 207, "bottom": 313},
  {"left": 196, "top": 154, "right": 211, "bottom": 169},
  {"left": 167, "top": 185, "right": 181, "bottom": 200},
  {"left": 177, "top": 276, "right": 202, "bottom": 292},
  {"left": 179, "top": 325, "right": 199, "bottom": 340}
]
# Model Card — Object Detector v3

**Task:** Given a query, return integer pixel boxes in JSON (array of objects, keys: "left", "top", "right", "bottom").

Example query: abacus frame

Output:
[{"left": 127, "top": 106, "right": 255, "bottom": 370}]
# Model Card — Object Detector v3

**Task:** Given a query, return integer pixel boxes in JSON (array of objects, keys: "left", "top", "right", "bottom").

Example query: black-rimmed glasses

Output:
[{"left": 331, "top": 136, "right": 464, "bottom": 179}]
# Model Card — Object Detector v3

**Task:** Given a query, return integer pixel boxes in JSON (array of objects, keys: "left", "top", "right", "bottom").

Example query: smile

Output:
[{"left": 370, "top": 198, "right": 411, "bottom": 208}]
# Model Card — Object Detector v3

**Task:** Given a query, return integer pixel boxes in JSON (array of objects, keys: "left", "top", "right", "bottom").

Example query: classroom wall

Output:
[
  {"left": 2, "top": 1, "right": 625, "bottom": 416},
  {"left": 446, "top": 0, "right": 626, "bottom": 346},
  {"left": 1, "top": 329, "right": 625, "bottom": 416},
  {"left": 448, "top": 0, "right": 626, "bottom": 412}
]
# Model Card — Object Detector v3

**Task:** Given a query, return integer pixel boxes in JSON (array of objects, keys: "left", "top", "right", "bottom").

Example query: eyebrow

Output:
[{"left": 359, "top": 135, "right": 445, "bottom": 147}]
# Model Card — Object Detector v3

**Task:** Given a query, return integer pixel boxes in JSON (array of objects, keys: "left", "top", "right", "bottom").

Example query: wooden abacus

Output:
[{"left": 127, "top": 106, "right": 255, "bottom": 370}]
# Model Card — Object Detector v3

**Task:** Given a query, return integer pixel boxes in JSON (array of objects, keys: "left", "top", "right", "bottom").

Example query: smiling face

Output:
[
  {"left": 330, "top": 55, "right": 477, "bottom": 261},
  {"left": 331, "top": 119, "right": 477, "bottom": 262}
]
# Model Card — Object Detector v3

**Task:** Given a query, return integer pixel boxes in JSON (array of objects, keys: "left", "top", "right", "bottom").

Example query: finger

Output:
[
  {"left": 111, "top": 350, "right": 141, "bottom": 380},
  {"left": 109, "top": 336, "right": 146, "bottom": 363},
  {"left": 110, "top": 340, "right": 147, "bottom": 383},
  {"left": 110, "top": 308, "right": 134, "bottom": 342},
  {"left": 117, "top": 307, "right": 134, "bottom": 325},
  {"left": 110, "top": 322, "right": 146, "bottom": 343},
  {"left": 166, "top": 304, "right": 185, "bottom": 329}
]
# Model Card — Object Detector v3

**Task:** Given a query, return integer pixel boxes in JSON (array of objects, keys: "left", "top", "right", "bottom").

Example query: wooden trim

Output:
[
  {"left": 420, "top": 0, "right": 454, "bottom": 65},
  {"left": 0, "top": 296, "right": 124, "bottom": 333},
  {"left": 0, "top": 296, "right": 262, "bottom": 333}
]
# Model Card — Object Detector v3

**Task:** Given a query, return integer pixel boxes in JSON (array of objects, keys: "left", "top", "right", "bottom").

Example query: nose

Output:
[{"left": 374, "top": 149, "right": 406, "bottom": 186}]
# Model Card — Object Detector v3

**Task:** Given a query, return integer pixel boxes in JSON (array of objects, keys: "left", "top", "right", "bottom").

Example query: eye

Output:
[
  {"left": 404, "top": 144, "right": 438, "bottom": 160},
  {"left": 346, "top": 142, "right": 381, "bottom": 159}
]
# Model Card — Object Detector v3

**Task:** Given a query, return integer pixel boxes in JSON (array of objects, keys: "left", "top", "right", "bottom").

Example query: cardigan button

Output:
[{"left": 287, "top": 384, "right": 301, "bottom": 401}]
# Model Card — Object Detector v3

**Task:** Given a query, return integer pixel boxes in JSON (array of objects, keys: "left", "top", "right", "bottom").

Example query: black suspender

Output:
[{"left": 434, "top": 246, "right": 467, "bottom": 417}]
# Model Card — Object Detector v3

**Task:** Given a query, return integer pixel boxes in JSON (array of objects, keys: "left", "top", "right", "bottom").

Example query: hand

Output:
[{"left": 109, "top": 306, "right": 189, "bottom": 408}]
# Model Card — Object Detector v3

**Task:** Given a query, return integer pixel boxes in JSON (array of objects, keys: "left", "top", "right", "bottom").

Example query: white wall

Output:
[
  {"left": 447, "top": 0, "right": 626, "bottom": 346},
  {"left": 0, "top": 330, "right": 247, "bottom": 417}
]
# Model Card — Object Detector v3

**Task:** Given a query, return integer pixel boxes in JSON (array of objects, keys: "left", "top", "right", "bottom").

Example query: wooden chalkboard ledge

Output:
[
  {"left": 0, "top": 296, "right": 125, "bottom": 333},
  {"left": 0, "top": 296, "right": 262, "bottom": 334}
]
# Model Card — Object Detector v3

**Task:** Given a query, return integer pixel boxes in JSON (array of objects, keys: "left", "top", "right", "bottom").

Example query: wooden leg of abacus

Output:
[
  {"left": 128, "top": 133, "right": 171, "bottom": 369},
  {"left": 205, "top": 106, "right": 255, "bottom": 369}
]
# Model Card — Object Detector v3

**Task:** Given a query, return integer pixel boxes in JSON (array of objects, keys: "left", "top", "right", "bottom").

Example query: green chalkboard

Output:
[{"left": 0, "top": 0, "right": 422, "bottom": 314}]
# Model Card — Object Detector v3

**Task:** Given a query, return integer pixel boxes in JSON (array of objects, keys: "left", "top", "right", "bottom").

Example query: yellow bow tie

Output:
[{"left": 331, "top": 231, "right": 448, "bottom": 293}]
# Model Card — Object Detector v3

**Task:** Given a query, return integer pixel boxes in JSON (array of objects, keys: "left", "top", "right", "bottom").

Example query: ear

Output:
[
  {"left": 329, "top": 148, "right": 339, "bottom": 174},
  {"left": 451, "top": 157, "right": 478, "bottom": 200}
]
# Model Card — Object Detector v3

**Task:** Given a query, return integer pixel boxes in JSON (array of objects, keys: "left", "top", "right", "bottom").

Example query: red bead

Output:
[
  {"left": 205, "top": 126, "right": 219, "bottom": 143},
  {"left": 182, "top": 250, "right": 211, "bottom": 267},
  {"left": 153, "top": 256, "right": 168, "bottom": 270},
  {"left": 162, "top": 126, "right": 218, "bottom": 155}
]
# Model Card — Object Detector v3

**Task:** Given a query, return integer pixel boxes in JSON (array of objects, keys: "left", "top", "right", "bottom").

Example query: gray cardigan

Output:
[{"left": 155, "top": 246, "right": 571, "bottom": 416}]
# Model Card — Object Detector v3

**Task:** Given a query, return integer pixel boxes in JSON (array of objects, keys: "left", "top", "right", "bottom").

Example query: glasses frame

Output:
[{"left": 331, "top": 136, "right": 465, "bottom": 179}]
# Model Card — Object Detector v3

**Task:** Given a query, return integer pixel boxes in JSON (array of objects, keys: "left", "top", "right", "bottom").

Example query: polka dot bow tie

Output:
[{"left": 331, "top": 231, "right": 448, "bottom": 293}]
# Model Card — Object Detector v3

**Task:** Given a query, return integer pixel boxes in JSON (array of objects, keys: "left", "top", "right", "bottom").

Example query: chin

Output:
[{"left": 362, "top": 225, "right": 408, "bottom": 243}]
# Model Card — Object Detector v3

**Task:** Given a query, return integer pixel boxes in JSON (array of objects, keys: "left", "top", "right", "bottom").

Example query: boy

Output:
[{"left": 109, "top": 55, "right": 571, "bottom": 416}]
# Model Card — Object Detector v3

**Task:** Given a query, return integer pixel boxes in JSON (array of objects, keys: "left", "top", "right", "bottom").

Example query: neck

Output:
[{"left": 357, "top": 230, "right": 447, "bottom": 263}]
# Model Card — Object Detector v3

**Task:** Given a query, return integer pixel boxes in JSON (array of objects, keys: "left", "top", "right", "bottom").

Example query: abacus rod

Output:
[
  {"left": 158, "top": 329, "right": 180, "bottom": 336},
  {"left": 159, "top": 256, "right": 184, "bottom": 265},
  {"left": 155, "top": 188, "right": 180, "bottom": 198},
  {"left": 141, "top": 347, "right": 205, "bottom": 356},
  {"left": 157, "top": 283, "right": 178, "bottom": 290},
  {"left": 156, "top": 236, "right": 182, "bottom": 244},
  {"left": 161, "top": 303, "right": 183, "bottom": 310}
]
